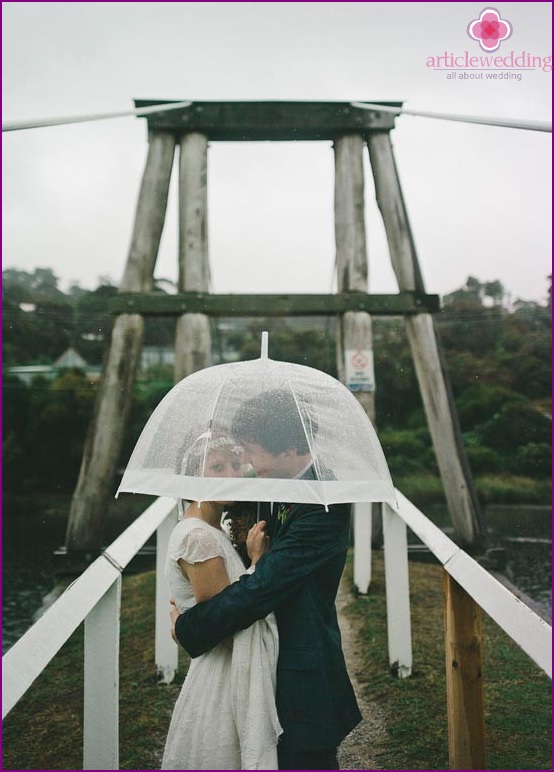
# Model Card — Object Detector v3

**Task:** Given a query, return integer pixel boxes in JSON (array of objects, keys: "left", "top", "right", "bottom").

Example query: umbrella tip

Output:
[{"left": 260, "top": 331, "right": 269, "bottom": 359}]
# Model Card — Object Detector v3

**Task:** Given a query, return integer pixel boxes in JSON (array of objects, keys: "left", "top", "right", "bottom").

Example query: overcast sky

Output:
[{"left": 2, "top": 2, "right": 552, "bottom": 303}]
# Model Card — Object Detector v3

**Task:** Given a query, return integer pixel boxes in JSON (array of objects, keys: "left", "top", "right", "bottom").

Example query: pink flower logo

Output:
[{"left": 467, "top": 7, "right": 512, "bottom": 52}]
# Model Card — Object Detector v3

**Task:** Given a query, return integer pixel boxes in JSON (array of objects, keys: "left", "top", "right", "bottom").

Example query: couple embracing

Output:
[{"left": 162, "top": 390, "right": 361, "bottom": 771}]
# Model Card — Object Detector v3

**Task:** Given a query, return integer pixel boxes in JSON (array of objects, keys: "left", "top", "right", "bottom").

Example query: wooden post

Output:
[
  {"left": 175, "top": 132, "right": 212, "bottom": 382},
  {"left": 155, "top": 508, "right": 179, "bottom": 683},
  {"left": 83, "top": 577, "right": 121, "bottom": 770},
  {"left": 353, "top": 502, "right": 372, "bottom": 594},
  {"left": 334, "top": 134, "right": 375, "bottom": 423},
  {"left": 444, "top": 571, "right": 486, "bottom": 769},
  {"left": 65, "top": 131, "right": 176, "bottom": 551},
  {"left": 367, "top": 131, "right": 484, "bottom": 548},
  {"left": 382, "top": 503, "right": 412, "bottom": 677}
]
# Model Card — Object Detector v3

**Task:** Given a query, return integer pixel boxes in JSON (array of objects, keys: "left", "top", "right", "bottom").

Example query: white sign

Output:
[{"left": 345, "top": 349, "right": 375, "bottom": 392}]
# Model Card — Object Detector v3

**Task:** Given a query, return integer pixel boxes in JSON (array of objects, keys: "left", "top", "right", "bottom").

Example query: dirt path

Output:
[{"left": 336, "top": 578, "right": 389, "bottom": 770}]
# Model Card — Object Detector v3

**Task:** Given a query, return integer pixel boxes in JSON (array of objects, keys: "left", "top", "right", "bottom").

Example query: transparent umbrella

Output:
[{"left": 117, "top": 334, "right": 395, "bottom": 508}]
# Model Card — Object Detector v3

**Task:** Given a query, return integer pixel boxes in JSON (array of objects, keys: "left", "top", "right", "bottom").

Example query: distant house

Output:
[
  {"left": 6, "top": 347, "right": 102, "bottom": 385},
  {"left": 140, "top": 345, "right": 175, "bottom": 371}
]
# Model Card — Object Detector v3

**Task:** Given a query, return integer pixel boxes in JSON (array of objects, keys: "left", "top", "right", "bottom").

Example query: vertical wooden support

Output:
[
  {"left": 334, "top": 134, "right": 375, "bottom": 423},
  {"left": 367, "top": 131, "right": 484, "bottom": 548},
  {"left": 444, "top": 571, "right": 486, "bottom": 769},
  {"left": 353, "top": 502, "right": 373, "bottom": 594},
  {"left": 155, "top": 508, "right": 179, "bottom": 683},
  {"left": 84, "top": 577, "right": 121, "bottom": 770},
  {"left": 382, "top": 503, "right": 412, "bottom": 677},
  {"left": 175, "top": 132, "right": 212, "bottom": 382},
  {"left": 66, "top": 132, "right": 176, "bottom": 551}
]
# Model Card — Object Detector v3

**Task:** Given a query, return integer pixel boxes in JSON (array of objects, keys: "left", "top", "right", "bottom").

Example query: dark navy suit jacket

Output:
[{"left": 174, "top": 487, "right": 362, "bottom": 751}]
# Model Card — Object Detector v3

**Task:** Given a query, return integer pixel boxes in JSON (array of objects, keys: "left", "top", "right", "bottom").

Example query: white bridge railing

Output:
[
  {"left": 3, "top": 491, "right": 552, "bottom": 770},
  {"left": 2, "top": 496, "right": 179, "bottom": 770},
  {"left": 353, "top": 490, "right": 552, "bottom": 769}
]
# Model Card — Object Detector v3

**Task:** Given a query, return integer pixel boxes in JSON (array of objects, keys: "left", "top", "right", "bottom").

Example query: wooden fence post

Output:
[
  {"left": 84, "top": 576, "right": 121, "bottom": 770},
  {"left": 444, "top": 571, "right": 486, "bottom": 769},
  {"left": 353, "top": 502, "right": 372, "bottom": 594},
  {"left": 155, "top": 508, "right": 179, "bottom": 683},
  {"left": 175, "top": 132, "right": 212, "bottom": 382},
  {"left": 66, "top": 131, "right": 176, "bottom": 551},
  {"left": 367, "top": 131, "right": 484, "bottom": 548},
  {"left": 382, "top": 503, "right": 412, "bottom": 677},
  {"left": 334, "top": 134, "right": 375, "bottom": 423}
]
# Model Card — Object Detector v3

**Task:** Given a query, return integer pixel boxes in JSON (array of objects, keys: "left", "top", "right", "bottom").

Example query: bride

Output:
[{"left": 161, "top": 436, "right": 282, "bottom": 770}]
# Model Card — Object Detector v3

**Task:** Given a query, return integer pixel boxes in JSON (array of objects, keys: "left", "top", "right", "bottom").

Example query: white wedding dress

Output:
[{"left": 162, "top": 517, "right": 282, "bottom": 770}]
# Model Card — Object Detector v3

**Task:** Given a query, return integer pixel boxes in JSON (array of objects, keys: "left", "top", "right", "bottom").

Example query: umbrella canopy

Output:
[{"left": 117, "top": 342, "right": 395, "bottom": 508}]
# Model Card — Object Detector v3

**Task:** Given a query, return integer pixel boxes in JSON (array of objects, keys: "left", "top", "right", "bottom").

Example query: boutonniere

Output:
[{"left": 276, "top": 504, "right": 292, "bottom": 525}]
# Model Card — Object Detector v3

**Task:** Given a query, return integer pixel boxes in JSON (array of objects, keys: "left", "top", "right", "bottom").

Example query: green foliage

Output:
[
  {"left": 379, "top": 429, "right": 437, "bottom": 477},
  {"left": 2, "top": 270, "right": 551, "bottom": 499}
]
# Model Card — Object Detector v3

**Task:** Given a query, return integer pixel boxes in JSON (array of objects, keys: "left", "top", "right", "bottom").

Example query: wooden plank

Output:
[
  {"left": 175, "top": 132, "right": 211, "bottom": 381},
  {"left": 2, "top": 497, "right": 176, "bottom": 720},
  {"left": 444, "top": 571, "right": 486, "bottom": 770},
  {"left": 445, "top": 550, "right": 552, "bottom": 677},
  {"left": 134, "top": 99, "right": 401, "bottom": 138},
  {"left": 334, "top": 134, "right": 375, "bottom": 418},
  {"left": 353, "top": 502, "right": 373, "bottom": 594},
  {"left": 66, "top": 132, "right": 176, "bottom": 551},
  {"left": 394, "top": 489, "right": 459, "bottom": 565},
  {"left": 155, "top": 508, "right": 179, "bottom": 683},
  {"left": 382, "top": 503, "right": 413, "bottom": 677},
  {"left": 84, "top": 578, "right": 121, "bottom": 770},
  {"left": 2, "top": 559, "right": 120, "bottom": 719},
  {"left": 367, "top": 131, "right": 484, "bottom": 548},
  {"left": 107, "top": 291, "right": 441, "bottom": 317}
]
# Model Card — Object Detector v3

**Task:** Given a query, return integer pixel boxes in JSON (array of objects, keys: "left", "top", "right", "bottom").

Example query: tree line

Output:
[{"left": 2, "top": 268, "right": 551, "bottom": 503}]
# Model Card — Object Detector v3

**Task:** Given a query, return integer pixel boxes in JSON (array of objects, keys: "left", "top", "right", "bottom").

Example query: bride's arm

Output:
[
  {"left": 170, "top": 557, "right": 232, "bottom": 648},
  {"left": 179, "top": 556, "right": 230, "bottom": 603}
]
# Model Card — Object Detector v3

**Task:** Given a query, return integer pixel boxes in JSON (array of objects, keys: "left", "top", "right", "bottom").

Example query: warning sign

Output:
[{"left": 345, "top": 349, "right": 375, "bottom": 392}]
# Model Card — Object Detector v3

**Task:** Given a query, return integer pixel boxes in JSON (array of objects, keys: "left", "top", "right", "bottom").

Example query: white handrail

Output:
[
  {"left": 393, "top": 489, "right": 552, "bottom": 677},
  {"left": 2, "top": 496, "right": 176, "bottom": 719}
]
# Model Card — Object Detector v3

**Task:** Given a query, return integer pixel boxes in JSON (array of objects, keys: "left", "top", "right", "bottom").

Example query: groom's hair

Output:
[{"left": 232, "top": 389, "right": 317, "bottom": 456}]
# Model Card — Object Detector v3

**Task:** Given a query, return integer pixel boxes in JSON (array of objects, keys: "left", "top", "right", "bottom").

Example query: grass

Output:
[
  {"left": 2, "top": 572, "right": 190, "bottom": 771},
  {"left": 394, "top": 473, "right": 551, "bottom": 508},
  {"left": 3, "top": 557, "right": 551, "bottom": 770},
  {"left": 343, "top": 552, "right": 552, "bottom": 770}
]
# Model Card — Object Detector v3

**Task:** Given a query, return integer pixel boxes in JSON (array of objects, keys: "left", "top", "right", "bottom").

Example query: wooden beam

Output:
[
  {"left": 175, "top": 132, "right": 211, "bottom": 381},
  {"left": 134, "top": 99, "right": 401, "bottom": 139},
  {"left": 444, "top": 571, "right": 486, "bottom": 770},
  {"left": 334, "top": 134, "right": 374, "bottom": 420},
  {"left": 367, "top": 131, "right": 485, "bottom": 548},
  {"left": 107, "top": 291, "right": 440, "bottom": 317},
  {"left": 66, "top": 132, "right": 176, "bottom": 551}
]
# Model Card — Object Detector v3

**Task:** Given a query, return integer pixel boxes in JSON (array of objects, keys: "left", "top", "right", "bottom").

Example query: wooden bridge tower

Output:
[{"left": 65, "top": 100, "right": 485, "bottom": 553}]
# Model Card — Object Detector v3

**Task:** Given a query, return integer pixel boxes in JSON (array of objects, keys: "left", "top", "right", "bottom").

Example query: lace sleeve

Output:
[{"left": 172, "top": 527, "right": 226, "bottom": 565}]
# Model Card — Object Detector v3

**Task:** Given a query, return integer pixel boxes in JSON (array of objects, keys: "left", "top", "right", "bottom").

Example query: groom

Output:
[{"left": 173, "top": 390, "right": 362, "bottom": 770}]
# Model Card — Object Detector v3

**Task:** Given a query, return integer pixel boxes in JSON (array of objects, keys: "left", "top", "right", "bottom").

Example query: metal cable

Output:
[
  {"left": 351, "top": 101, "right": 552, "bottom": 133},
  {"left": 2, "top": 100, "right": 192, "bottom": 133}
]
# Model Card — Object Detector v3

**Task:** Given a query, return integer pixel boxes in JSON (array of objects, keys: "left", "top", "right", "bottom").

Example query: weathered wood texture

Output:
[
  {"left": 334, "top": 134, "right": 375, "bottom": 421},
  {"left": 367, "top": 131, "right": 484, "bottom": 547},
  {"left": 444, "top": 572, "right": 486, "bottom": 770},
  {"left": 66, "top": 132, "right": 176, "bottom": 550},
  {"left": 83, "top": 578, "right": 121, "bottom": 770},
  {"left": 134, "top": 99, "right": 401, "bottom": 139},
  {"left": 175, "top": 132, "right": 212, "bottom": 382},
  {"left": 108, "top": 290, "right": 440, "bottom": 317}
]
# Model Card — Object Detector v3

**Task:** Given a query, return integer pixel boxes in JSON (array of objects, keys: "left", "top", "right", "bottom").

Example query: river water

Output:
[{"left": 2, "top": 497, "right": 551, "bottom": 654}]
